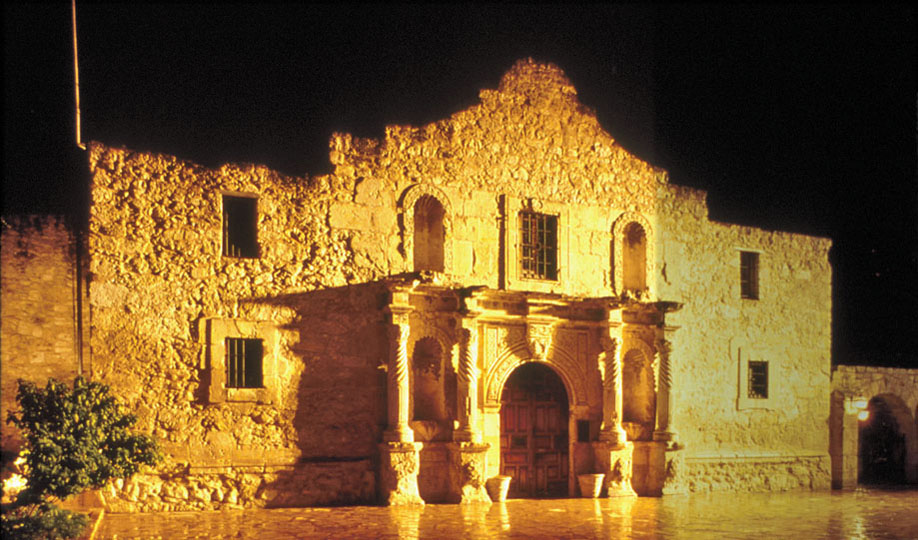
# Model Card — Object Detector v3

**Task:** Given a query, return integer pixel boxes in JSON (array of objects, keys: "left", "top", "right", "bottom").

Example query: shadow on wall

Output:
[{"left": 241, "top": 281, "right": 392, "bottom": 506}]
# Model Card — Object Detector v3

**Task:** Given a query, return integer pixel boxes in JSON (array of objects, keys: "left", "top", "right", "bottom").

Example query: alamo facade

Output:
[{"left": 8, "top": 59, "right": 882, "bottom": 510}]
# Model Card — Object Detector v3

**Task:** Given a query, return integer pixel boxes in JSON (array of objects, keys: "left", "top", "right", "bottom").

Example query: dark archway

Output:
[
  {"left": 859, "top": 395, "right": 908, "bottom": 485},
  {"left": 500, "top": 362, "right": 569, "bottom": 498},
  {"left": 413, "top": 195, "right": 445, "bottom": 272}
]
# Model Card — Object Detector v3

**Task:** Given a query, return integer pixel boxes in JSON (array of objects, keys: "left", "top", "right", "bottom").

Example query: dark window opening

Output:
[
  {"left": 520, "top": 211, "right": 558, "bottom": 280},
  {"left": 577, "top": 420, "right": 591, "bottom": 442},
  {"left": 226, "top": 337, "right": 263, "bottom": 388},
  {"left": 748, "top": 360, "right": 768, "bottom": 399},
  {"left": 223, "top": 195, "right": 258, "bottom": 258},
  {"left": 740, "top": 251, "right": 759, "bottom": 299}
]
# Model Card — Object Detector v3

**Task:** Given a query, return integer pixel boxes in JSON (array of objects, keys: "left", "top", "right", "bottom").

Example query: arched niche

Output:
[
  {"left": 411, "top": 336, "right": 449, "bottom": 423},
  {"left": 611, "top": 212, "right": 654, "bottom": 295},
  {"left": 400, "top": 184, "right": 453, "bottom": 274},
  {"left": 622, "top": 345, "right": 656, "bottom": 441}
]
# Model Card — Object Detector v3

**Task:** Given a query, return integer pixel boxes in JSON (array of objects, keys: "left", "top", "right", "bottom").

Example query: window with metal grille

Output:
[
  {"left": 222, "top": 195, "right": 258, "bottom": 258},
  {"left": 748, "top": 360, "right": 768, "bottom": 399},
  {"left": 740, "top": 251, "right": 759, "bottom": 299},
  {"left": 519, "top": 211, "right": 558, "bottom": 280},
  {"left": 225, "top": 338, "right": 263, "bottom": 388}
]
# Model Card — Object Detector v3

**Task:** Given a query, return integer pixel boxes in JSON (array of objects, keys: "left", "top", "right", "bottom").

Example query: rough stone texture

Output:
[
  {"left": 595, "top": 442, "right": 637, "bottom": 497},
  {"left": 0, "top": 216, "right": 87, "bottom": 454},
  {"left": 831, "top": 366, "right": 918, "bottom": 484},
  {"left": 682, "top": 455, "right": 831, "bottom": 493},
  {"left": 447, "top": 443, "right": 490, "bottom": 503},
  {"left": 0, "top": 58, "right": 851, "bottom": 509},
  {"left": 379, "top": 443, "right": 424, "bottom": 506}
]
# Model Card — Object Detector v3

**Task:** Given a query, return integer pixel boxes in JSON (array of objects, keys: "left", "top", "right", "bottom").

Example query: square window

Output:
[
  {"left": 748, "top": 360, "right": 768, "bottom": 399},
  {"left": 519, "top": 211, "right": 558, "bottom": 280},
  {"left": 223, "top": 195, "right": 258, "bottom": 258},
  {"left": 740, "top": 251, "right": 759, "bottom": 299},
  {"left": 225, "top": 337, "right": 263, "bottom": 388}
]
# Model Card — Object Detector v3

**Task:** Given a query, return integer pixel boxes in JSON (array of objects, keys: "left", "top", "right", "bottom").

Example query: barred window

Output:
[
  {"left": 748, "top": 360, "right": 768, "bottom": 399},
  {"left": 519, "top": 211, "right": 558, "bottom": 280},
  {"left": 223, "top": 195, "right": 258, "bottom": 258},
  {"left": 226, "top": 338, "right": 263, "bottom": 388},
  {"left": 740, "top": 251, "right": 759, "bottom": 299}
]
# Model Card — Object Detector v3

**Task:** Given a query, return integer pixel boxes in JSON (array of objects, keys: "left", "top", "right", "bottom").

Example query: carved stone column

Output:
[
  {"left": 598, "top": 335, "right": 627, "bottom": 447},
  {"left": 380, "top": 296, "right": 423, "bottom": 506},
  {"left": 384, "top": 308, "right": 414, "bottom": 443},
  {"left": 652, "top": 338, "right": 677, "bottom": 445},
  {"left": 454, "top": 322, "right": 481, "bottom": 443}
]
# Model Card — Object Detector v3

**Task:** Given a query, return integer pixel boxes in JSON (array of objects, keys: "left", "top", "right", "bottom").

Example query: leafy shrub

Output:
[{"left": 2, "top": 377, "right": 161, "bottom": 539}]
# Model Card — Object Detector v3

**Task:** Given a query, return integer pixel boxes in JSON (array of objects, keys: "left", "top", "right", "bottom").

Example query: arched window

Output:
[
  {"left": 413, "top": 195, "right": 445, "bottom": 272},
  {"left": 412, "top": 337, "right": 447, "bottom": 422},
  {"left": 622, "top": 222, "right": 647, "bottom": 291}
]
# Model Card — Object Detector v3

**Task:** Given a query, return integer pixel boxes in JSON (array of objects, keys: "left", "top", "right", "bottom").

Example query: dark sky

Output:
[{"left": 3, "top": 4, "right": 916, "bottom": 367}]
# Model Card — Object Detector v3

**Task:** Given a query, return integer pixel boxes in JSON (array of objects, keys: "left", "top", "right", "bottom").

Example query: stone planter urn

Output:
[
  {"left": 578, "top": 473, "right": 605, "bottom": 498},
  {"left": 486, "top": 475, "right": 512, "bottom": 502}
]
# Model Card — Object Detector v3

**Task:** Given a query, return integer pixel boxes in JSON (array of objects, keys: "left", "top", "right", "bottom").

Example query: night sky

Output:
[{"left": 4, "top": 4, "right": 916, "bottom": 367}]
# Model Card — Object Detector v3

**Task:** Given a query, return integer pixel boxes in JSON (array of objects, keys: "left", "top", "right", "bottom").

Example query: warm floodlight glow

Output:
[
  {"left": 853, "top": 399, "right": 868, "bottom": 410},
  {"left": 857, "top": 410, "right": 869, "bottom": 421}
]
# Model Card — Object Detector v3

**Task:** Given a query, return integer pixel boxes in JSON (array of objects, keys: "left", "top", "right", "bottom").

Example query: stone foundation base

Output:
[
  {"left": 682, "top": 454, "right": 831, "bottom": 493},
  {"left": 98, "top": 460, "right": 376, "bottom": 512},
  {"left": 379, "top": 442, "right": 424, "bottom": 506},
  {"left": 595, "top": 442, "right": 637, "bottom": 497},
  {"left": 448, "top": 442, "right": 491, "bottom": 503}
]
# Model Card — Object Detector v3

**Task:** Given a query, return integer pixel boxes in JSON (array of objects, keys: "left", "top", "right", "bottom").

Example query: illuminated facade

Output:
[{"left": 4, "top": 60, "right": 846, "bottom": 509}]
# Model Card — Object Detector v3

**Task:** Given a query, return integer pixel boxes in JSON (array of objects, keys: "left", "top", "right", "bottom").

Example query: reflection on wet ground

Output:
[{"left": 98, "top": 487, "right": 918, "bottom": 539}]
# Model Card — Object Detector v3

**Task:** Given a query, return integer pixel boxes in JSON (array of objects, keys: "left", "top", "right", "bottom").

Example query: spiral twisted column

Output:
[
  {"left": 599, "top": 335, "right": 628, "bottom": 447},
  {"left": 384, "top": 310, "right": 414, "bottom": 443},
  {"left": 653, "top": 338, "right": 677, "bottom": 444},
  {"left": 453, "top": 322, "right": 480, "bottom": 442}
]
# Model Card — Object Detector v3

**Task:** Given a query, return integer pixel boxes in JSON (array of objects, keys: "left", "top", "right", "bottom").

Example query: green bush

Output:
[{"left": 2, "top": 377, "right": 161, "bottom": 539}]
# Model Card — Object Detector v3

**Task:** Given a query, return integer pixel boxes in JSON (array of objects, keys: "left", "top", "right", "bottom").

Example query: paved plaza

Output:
[{"left": 97, "top": 488, "right": 918, "bottom": 539}]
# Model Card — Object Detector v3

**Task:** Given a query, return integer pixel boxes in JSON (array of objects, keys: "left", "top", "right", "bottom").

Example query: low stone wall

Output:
[
  {"left": 683, "top": 455, "right": 831, "bottom": 493},
  {"left": 101, "top": 461, "right": 375, "bottom": 512}
]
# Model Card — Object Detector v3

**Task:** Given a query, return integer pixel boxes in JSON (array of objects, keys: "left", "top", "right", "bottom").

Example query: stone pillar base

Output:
[
  {"left": 647, "top": 442, "right": 687, "bottom": 495},
  {"left": 447, "top": 442, "right": 491, "bottom": 503},
  {"left": 596, "top": 442, "right": 637, "bottom": 497},
  {"left": 379, "top": 442, "right": 424, "bottom": 506}
]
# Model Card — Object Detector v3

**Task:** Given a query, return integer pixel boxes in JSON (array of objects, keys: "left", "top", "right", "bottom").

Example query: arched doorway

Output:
[
  {"left": 859, "top": 395, "right": 910, "bottom": 485},
  {"left": 500, "top": 362, "right": 569, "bottom": 498}
]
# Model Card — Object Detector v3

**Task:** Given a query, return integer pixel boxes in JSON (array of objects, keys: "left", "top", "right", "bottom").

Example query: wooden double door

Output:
[{"left": 500, "top": 363, "right": 570, "bottom": 498}]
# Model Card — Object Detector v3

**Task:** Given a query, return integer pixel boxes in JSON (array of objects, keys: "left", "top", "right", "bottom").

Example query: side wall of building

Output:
[
  {"left": 659, "top": 184, "right": 833, "bottom": 491},
  {"left": 1, "top": 215, "right": 87, "bottom": 456}
]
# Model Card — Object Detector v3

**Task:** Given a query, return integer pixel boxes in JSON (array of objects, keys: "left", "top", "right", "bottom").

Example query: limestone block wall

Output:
[
  {"left": 1, "top": 215, "right": 87, "bottom": 455},
  {"left": 657, "top": 184, "right": 833, "bottom": 490},
  {"left": 88, "top": 145, "right": 392, "bottom": 510}
]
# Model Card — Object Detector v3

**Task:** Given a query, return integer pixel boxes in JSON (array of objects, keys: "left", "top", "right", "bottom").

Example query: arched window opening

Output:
[
  {"left": 622, "top": 222, "right": 646, "bottom": 291},
  {"left": 412, "top": 337, "right": 447, "bottom": 422},
  {"left": 413, "top": 195, "right": 445, "bottom": 272},
  {"left": 622, "top": 348, "right": 655, "bottom": 441}
]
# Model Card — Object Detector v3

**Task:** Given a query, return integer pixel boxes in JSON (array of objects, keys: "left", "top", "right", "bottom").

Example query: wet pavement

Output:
[{"left": 97, "top": 488, "right": 918, "bottom": 539}]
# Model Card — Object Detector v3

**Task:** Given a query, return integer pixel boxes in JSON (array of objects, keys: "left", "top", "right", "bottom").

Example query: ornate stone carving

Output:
[
  {"left": 527, "top": 322, "right": 554, "bottom": 361},
  {"left": 379, "top": 442, "right": 425, "bottom": 506}
]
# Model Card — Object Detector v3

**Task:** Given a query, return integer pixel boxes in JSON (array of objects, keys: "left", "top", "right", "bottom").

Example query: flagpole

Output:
[{"left": 72, "top": 0, "right": 85, "bottom": 150}]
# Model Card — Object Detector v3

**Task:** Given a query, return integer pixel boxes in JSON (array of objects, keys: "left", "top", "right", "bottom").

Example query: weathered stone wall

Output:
[
  {"left": 84, "top": 58, "right": 835, "bottom": 508},
  {"left": 1, "top": 215, "right": 87, "bottom": 455},
  {"left": 655, "top": 183, "right": 833, "bottom": 490}
]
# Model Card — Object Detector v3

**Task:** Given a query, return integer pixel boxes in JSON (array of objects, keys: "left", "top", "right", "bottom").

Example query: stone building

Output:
[{"left": 3, "top": 59, "right": 853, "bottom": 509}]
